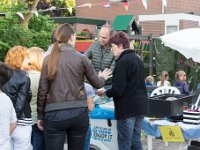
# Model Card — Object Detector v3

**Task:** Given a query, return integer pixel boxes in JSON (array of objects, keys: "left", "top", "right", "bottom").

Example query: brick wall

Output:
[
  {"left": 76, "top": 0, "right": 200, "bottom": 22},
  {"left": 165, "top": 0, "right": 200, "bottom": 14},
  {"left": 179, "top": 20, "right": 199, "bottom": 30},
  {"left": 76, "top": 0, "right": 200, "bottom": 34},
  {"left": 76, "top": 0, "right": 162, "bottom": 33},
  {"left": 139, "top": 21, "right": 165, "bottom": 37}
]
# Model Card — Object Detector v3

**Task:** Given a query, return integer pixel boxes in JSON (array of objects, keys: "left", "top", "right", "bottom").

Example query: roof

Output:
[
  {"left": 112, "top": 15, "right": 135, "bottom": 31},
  {"left": 49, "top": 17, "right": 107, "bottom": 26}
]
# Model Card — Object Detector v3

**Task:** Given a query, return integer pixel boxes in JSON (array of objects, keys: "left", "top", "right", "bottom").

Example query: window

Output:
[{"left": 166, "top": 26, "right": 178, "bottom": 34}]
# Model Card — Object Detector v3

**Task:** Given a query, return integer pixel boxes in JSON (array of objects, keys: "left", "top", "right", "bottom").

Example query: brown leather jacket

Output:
[{"left": 37, "top": 44, "right": 105, "bottom": 120}]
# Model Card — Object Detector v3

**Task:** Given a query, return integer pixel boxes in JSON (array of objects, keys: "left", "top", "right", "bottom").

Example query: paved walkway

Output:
[
  {"left": 141, "top": 136, "right": 189, "bottom": 150},
  {"left": 30, "top": 136, "right": 189, "bottom": 150}
]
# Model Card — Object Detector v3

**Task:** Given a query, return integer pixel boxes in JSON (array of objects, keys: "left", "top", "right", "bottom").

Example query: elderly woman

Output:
[
  {"left": 2, "top": 46, "right": 32, "bottom": 150},
  {"left": 97, "top": 31, "right": 148, "bottom": 150}
]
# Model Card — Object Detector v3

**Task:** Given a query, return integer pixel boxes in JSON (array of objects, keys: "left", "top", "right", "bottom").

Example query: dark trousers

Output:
[
  {"left": 31, "top": 124, "right": 45, "bottom": 150},
  {"left": 44, "top": 112, "right": 89, "bottom": 150}
]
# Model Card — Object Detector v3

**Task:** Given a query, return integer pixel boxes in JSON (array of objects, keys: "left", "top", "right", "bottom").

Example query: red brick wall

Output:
[
  {"left": 139, "top": 21, "right": 165, "bottom": 37},
  {"left": 76, "top": 0, "right": 200, "bottom": 34},
  {"left": 179, "top": 20, "right": 199, "bottom": 30},
  {"left": 76, "top": 0, "right": 200, "bottom": 21},
  {"left": 165, "top": 0, "right": 200, "bottom": 14},
  {"left": 76, "top": 0, "right": 162, "bottom": 33}
]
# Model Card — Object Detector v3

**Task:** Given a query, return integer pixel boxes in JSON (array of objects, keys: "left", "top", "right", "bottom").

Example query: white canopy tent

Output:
[{"left": 160, "top": 28, "right": 200, "bottom": 63}]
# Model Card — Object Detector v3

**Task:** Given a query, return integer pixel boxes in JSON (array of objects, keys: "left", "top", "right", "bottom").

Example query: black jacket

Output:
[
  {"left": 106, "top": 50, "right": 148, "bottom": 120},
  {"left": 2, "top": 69, "right": 32, "bottom": 119}
]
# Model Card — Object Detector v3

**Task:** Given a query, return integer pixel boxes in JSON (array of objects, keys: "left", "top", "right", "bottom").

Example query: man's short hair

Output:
[
  {"left": 0, "top": 61, "right": 13, "bottom": 89},
  {"left": 101, "top": 24, "right": 115, "bottom": 37}
]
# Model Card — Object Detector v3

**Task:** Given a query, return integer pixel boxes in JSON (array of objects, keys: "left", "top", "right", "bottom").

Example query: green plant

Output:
[
  {"left": 29, "top": 15, "right": 55, "bottom": 32},
  {"left": 0, "top": 5, "right": 55, "bottom": 61}
]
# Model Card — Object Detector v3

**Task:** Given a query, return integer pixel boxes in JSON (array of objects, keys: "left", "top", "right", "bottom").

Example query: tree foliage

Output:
[{"left": 0, "top": 3, "right": 55, "bottom": 61}]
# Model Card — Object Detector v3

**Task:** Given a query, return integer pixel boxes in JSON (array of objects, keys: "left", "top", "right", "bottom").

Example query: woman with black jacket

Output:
[
  {"left": 2, "top": 46, "right": 32, "bottom": 150},
  {"left": 97, "top": 31, "right": 148, "bottom": 150}
]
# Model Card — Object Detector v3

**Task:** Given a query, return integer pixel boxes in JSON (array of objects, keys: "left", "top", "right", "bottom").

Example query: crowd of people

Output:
[
  {"left": 145, "top": 70, "right": 190, "bottom": 95},
  {"left": 0, "top": 23, "right": 190, "bottom": 150}
]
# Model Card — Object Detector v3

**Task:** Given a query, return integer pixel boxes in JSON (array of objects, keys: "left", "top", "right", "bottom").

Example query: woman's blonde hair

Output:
[
  {"left": 175, "top": 70, "right": 185, "bottom": 81},
  {"left": 26, "top": 47, "right": 45, "bottom": 72},
  {"left": 145, "top": 75, "right": 154, "bottom": 84},
  {"left": 160, "top": 71, "right": 169, "bottom": 86},
  {"left": 5, "top": 46, "right": 27, "bottom": 69}
]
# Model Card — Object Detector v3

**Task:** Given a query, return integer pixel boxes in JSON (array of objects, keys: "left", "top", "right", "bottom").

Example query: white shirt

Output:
[
  {"left": 157, "top": 80, "right": 171, "bottom": 86},
  {"left": 0, "top": 91, "right": 17, "bottom": 150}
]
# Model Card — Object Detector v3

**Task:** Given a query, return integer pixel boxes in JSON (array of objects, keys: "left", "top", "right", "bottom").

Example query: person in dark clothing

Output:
[
  {"left": 85, "top": 24, "right": 115, "bottom": 88},
  {"left": 2, "top": 46, "right": 32, "bottom": 150},
  {"left": 97, "top": 31, "right": 148, "bottom": 150},
  {"left": 175, "top": 70, "right": 190, "bottom": 95}
]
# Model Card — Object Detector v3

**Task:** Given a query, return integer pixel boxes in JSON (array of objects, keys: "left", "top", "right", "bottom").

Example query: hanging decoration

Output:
[
  {"left": 67, "top": 7, "right": 73, "bottom": 14},
  {"left": 121, "top": 0, "right": 129, "bottom": 11},
  {"left": 65, "top": 0, "right": 76, "bottom": 8},
  {"left": 78, "top": 3, "right": 92, "bottom": 8},
  {"left": 140, "top": 0, "right": 148, "bottom": 9},
  {"left": 0, "top": 0, "right": 169, "bottom": 18},
  {"left": 162, "top": 0, "right": 167, "bottom": 7},
  {"left": 16, "top": 12, "right": 24, "bottom": 20},
  {"left": 100, "top": 2, "right": 111, "bottom": 8},
  {"left": 32, "top": 10, "right": 39, "bottom": 17}
]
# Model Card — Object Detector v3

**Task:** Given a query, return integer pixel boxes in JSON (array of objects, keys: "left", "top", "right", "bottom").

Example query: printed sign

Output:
[
  {"left": 92, "top": 126, "right": 113, "bottom": 142},
  {"left": 160, "top": 126, "right": 185, "bottom": 142}
]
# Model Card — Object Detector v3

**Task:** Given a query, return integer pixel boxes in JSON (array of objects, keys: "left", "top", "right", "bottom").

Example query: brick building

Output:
[{"left": 76, "top": 0, "right": 200, "bottom": 37}]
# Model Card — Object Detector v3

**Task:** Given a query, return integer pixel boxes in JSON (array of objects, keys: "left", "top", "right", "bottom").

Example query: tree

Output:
[
  {"left": 0, "top": 0, "right": 40, "bottom": 28},
  {"left": 21, "top": 0, "right": 40, "bottom": 28},
  {"left": 0, "top": 0, "right": 55, "bottom": 61}
]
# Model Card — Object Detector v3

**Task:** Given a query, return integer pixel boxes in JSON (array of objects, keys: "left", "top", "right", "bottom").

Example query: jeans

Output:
[
  {"left": 84, "top": 126, "right": 91, "bottom": 150},
  {"left": 31, "top": 124, "right": 45, "bottom": 150},
  {"left": 44, "top": 111, "right": 89, "bottom": 150},
  {"left": 117, "top": 116, "right": 144, "bottom": 150}
]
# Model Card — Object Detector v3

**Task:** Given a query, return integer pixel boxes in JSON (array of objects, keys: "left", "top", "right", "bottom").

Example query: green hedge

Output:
[{"left": 0, "top": 14, "right": 55, "bottom": 61}]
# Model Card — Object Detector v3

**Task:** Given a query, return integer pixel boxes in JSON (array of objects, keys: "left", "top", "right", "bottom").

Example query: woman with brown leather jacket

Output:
[{"left": 37, "top": 23, "right": 112, "bottom": 150}]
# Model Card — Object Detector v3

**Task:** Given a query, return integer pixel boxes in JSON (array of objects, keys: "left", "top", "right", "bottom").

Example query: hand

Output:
[
  {"left": 96, "top": 89, "right": 105, "bottom": 97},
  {"left": 87, "top": 98, "right": 95, "bottom": 112},
  {"left": 88, "top": 103, "right": 94, "bottom": 112},
  {"left": 98, "top": 68, "right": 112, "bottom": 80},
  {"left": 37, "top": 120, "right": 44, "bottom": 131}
]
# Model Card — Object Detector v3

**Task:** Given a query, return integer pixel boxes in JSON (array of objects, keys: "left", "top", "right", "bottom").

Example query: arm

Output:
[
  {"left": 15, "top": 76, "right": 31, "bottom": 118},
  {"left": 84, "top": 56, "right": 105, "bottom": 89},
  {"left": 110, "top": 57, "right": 115, "bottom": 72},
  {"left": 10, "top": 102, "right": 17, "bottom": 135},
  {"left": 183, "top": 82, "right": 190, "bottom": 94},
  {"left": 37, "top": 58, "right": 50, "bottom": 120},
  {"left": 106, "top": 61, "right": 127, "bottom": 98},
  {"left": 85, "top": 83, "right": 95, "bottom": 112},
  {"left": 87, "top": 98, "right": 94, "bottom": 112},
  {"left": 10, "top": 123, "right": 16, "bottom": 135}
]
